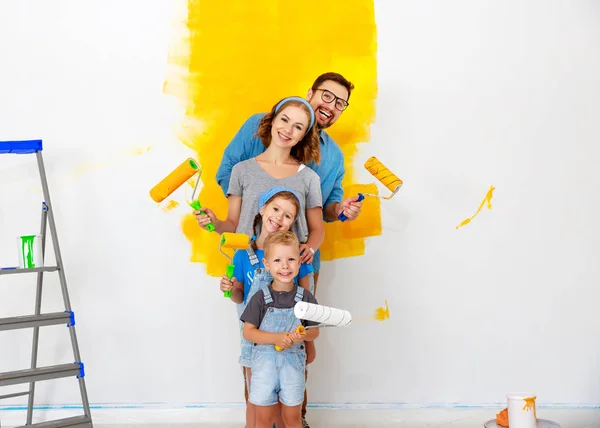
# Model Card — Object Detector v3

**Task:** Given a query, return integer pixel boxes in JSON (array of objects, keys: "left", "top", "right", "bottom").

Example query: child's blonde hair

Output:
[{"left": 264, "top": 230, "right": 300, "bottom": 258}]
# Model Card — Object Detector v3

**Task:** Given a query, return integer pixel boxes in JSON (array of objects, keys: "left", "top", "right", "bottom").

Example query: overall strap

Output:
[
  {"left": 246, "top": 246, "right": 260, "bottom": 267},
  {"left": 262, "top": 284, "right": 273, "bottom": 304},
  {"left": 294, "top": 286, "right": 304, "bottom": 303}
]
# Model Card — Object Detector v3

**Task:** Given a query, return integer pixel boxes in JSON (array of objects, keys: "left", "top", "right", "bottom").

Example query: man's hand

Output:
[{"left": 336, "top": 194, "right": 363, "bottom": 221}]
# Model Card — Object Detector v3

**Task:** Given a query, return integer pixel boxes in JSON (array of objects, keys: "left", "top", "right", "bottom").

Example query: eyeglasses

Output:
[{"left": 315, "top": 88, "right": 349, "bottom": 112}]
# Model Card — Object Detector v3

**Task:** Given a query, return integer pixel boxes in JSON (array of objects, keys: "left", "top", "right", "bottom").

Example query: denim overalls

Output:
[
  {"left": 247, "top": 284, "right": 307, "bottom": 407},
  {"left": 237, "top": 246, "right": 273, "bottom": 368}
]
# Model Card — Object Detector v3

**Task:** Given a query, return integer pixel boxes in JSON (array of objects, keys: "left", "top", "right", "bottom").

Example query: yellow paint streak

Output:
[
  {"left": 71, "top": 146, "right": 151, "bottom": 178},
  {"left": 456, "top": 185, "right": 495, "bottom": 229},
  {"left": 162, "top": 200, "right": 180, "bottom": 212},
  {"left": 373, "top": 300, "right": 390, "bottom": 321},
  {"left": 165, "top": 0, "right": 379, "bottom": 274}
]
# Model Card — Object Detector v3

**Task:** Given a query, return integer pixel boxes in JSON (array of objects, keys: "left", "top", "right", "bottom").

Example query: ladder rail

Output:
[
  {"left": 34, "top": 150, "right": 93, "bottom": 420},
  {"left": 27, "top": 199, "right": 48, "bottom": 424}
]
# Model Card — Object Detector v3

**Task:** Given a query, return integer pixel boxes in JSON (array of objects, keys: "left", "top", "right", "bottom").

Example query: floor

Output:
[{"left": 1, "top": 407, "right": 599, "bottom": 427}]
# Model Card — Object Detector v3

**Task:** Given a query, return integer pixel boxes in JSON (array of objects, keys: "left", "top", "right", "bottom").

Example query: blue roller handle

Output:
[{"left": 338, "top": 193, "right": 365, "bottom": 222}]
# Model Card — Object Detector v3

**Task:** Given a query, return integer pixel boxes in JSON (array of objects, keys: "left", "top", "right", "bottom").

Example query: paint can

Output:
[
  {"left": 506, "top": 393, "right": 537, "bottom": 428},
  {"left": 17, "top": 235, "right": 43, "bottom": 269}
]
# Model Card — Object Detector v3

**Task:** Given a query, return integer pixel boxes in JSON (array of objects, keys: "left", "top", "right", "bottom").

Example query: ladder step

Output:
[
  {"left": 0, "top": 311, "right": 74, "bottom": 332},
  {"left": 0, "top": 363, "right": 84, "bottom": 387},
  {"left": 0, "top": 390, "right": 29, "bottom": 400},
  {"left": 14, "top": 415, "right": 92, "bottom": 428},
  {"left": 0, "top": 139, "right": 43, "bottom": 154},
  {"left": 0, "top": 266, "right": 59, "bottom": 276}
]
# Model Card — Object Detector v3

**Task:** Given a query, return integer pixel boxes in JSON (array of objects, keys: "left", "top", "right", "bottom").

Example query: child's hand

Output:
[
  {"left": 219, "top": 276, "right": 234, "bottom": 294},
  {"left": 275, "top": 333, "right": 293, "bottom": 351},
  {"left": 194, "top": 207, "right": 217, "bottom": 231},
  {"left": 299, "top": 244, "right": 314, "bottom": 264},
  {"left": 289, "top": 328, "right": 306, "bottom": 344}
]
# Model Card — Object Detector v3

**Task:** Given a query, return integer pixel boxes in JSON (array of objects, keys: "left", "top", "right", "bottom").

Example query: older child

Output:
[
  {"left": 220, "top": 187, "right": 315, "bottom": 428},
  {"left": 241, "top": 231, "right": 320, "bottom": 428}
]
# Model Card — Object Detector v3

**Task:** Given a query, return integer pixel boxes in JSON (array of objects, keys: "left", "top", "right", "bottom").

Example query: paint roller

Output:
[
  {"left": 219, "top": 232, "right": 250, "bottom": 298},
  {"left": 149, "top": 157, "right": 215, "bottom": 232},
  {"left": 338, "top": 156, "right": 404, "bottom": 222},
  {"left": 275, "top": 301, "right": 352, "bottom": 351}
]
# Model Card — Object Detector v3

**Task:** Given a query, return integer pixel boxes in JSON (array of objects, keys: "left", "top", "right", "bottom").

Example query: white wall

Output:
[{"left": 1, "top": 0, "right": 599, "bottom": 410}]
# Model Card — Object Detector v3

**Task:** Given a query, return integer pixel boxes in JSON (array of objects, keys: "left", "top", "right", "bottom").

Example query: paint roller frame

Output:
[
  {"left": 149, "top": 158, "right": 215, "bottom": 231},
  {"left": 338, "top": 156, "right": 403, "bottom": 222},
  {"left": 219, "top": 232, "right": 250, "bottom": 298}
]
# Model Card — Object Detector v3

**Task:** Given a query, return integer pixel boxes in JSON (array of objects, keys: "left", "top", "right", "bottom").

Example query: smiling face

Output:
[
  {"left": 270, "top": 105, "right": 310, "bottom": 149},
  {"left": 260, "top": 196, "right": 299, "bottom": 234},
  {"left": 307, "top": 79, "right": 349, "bottom": 129},
  {"left": 263, "top": 242, "right": 300, "bottom": 284}
]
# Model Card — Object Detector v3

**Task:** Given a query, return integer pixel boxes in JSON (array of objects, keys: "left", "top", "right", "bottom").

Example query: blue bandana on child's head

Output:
[{"left": 258, "top": 186, "right": 302, "bottom": 219}]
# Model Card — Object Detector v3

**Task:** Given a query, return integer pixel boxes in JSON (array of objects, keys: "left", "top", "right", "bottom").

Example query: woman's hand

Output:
[{"left": 194, "top": 207, "right": 218, "bottom": 231}]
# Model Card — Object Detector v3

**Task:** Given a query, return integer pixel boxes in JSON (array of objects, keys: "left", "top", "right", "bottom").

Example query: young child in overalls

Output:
[
  {"left": 241, "top": 230, "right": 320, "bottom": 428},
  {"left": 219, "top": 187, "right": 315, "bottom": 428}
]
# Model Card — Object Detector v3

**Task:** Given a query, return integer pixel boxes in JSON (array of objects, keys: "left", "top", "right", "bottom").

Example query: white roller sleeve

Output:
[{"left": 294, "top": 301, "right": 352, "bottom": 327}]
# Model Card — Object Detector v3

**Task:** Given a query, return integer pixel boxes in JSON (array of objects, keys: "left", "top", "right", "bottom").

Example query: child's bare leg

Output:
[
  {"left": 273, "top": 400, "right": 286, "bottom": 428},
  {"left": 281, "top": 404, "right": 302, "bottom": 428},
  {"left": 255, "top": 404, "right": 278, "bottom": 428},
  {"left": 244, "top": 368, "right": 256, "bottom": 428}
]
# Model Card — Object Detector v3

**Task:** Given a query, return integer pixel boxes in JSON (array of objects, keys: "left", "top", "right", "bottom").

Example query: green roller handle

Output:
[
  {"left": 189, "top": 200, "right": 215, "bottom": 232},
  {"left": 224, "top": 264, "right": 235, "bottom": 298}
]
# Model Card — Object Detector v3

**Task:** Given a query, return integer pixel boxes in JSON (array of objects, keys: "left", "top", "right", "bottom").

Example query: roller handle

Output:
[
  {"left": 337, "top": 193, "right": 365, "bottom": 222},
  {"left": 224, "top": 264, "right": 235, "bottom": 298},
  {"left": 189, "top": 200, "right": 215, "bottom": 232},
  {"left": 275, "top": 325, "right": 305, "bottom": 351}
]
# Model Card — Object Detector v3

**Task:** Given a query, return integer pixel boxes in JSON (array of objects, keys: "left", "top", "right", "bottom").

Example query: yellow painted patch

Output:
[
  {"left": 373, "top": 300, "right": 390, "bottom": 321},
  {"left": 165, "top": 0, "right": 379, "bottom": 274},
  {"left": 456, "top": 185, "right": 495, "bottom": 229}
]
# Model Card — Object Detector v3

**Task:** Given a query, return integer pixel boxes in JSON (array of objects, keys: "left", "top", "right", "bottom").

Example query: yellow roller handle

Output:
[
  {"left": 275, "top": 325, "right": 305, "bottom": 351},
  {"left": 364, "top": 156, "right": 403, "bottom": 192},
  {"left": 150, "top": 158, "right": 199, "bottom": 203}
]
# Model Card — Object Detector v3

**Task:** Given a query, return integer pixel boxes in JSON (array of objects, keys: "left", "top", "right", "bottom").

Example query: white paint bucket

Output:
[
  {"left": 507, "top": 393, "right": 537, "bottom": 428},
  {"left": 17, "top": 235, "right": 44, "bottom": 269}
]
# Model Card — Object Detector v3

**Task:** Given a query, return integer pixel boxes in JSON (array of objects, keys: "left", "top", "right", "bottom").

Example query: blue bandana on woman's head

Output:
[{"left": 274, "top": 96, "right": 315, "bottom": 132}]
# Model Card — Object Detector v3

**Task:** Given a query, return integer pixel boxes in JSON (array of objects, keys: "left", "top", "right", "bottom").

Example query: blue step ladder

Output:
[{"left": 0, "top": 140, "right": 93, "bottom": 428}]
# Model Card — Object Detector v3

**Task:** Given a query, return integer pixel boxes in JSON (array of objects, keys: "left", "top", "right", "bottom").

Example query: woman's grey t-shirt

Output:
[{"left": 227, "top": 158, "right": 322, "bottom": 243}]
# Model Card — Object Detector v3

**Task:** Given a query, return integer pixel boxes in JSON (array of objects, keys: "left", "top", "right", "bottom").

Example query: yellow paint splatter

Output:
[
  {"left": 373, "top": 300, "right": 390, "bottom": 321},
  {"left": 456, "top": 185, "right": 495, "bottom": 229},
  {"left": 522, "top": 396, "right": 537, "bottom": 419},
  {"left": 73, "top": 161, "right": 107, "bottom": 178},
  {"left": 121, "top": 146, "right": 151, "bottom": 156},
  {"left": 164, "top": 0, "right": 379, "bottom": 275},
  {"left": 161, "top": 200, "right": 180, "bottom": 212}
]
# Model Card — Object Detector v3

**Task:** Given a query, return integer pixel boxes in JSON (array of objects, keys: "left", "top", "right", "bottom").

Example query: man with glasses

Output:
[{"left": 215, "top": 72, "right": 363, "bottom": 428}]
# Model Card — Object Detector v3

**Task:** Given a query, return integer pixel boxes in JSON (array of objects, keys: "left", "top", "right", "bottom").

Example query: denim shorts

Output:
[{"left": 248, "top": 349, "right": 306, "bottom": 407}]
